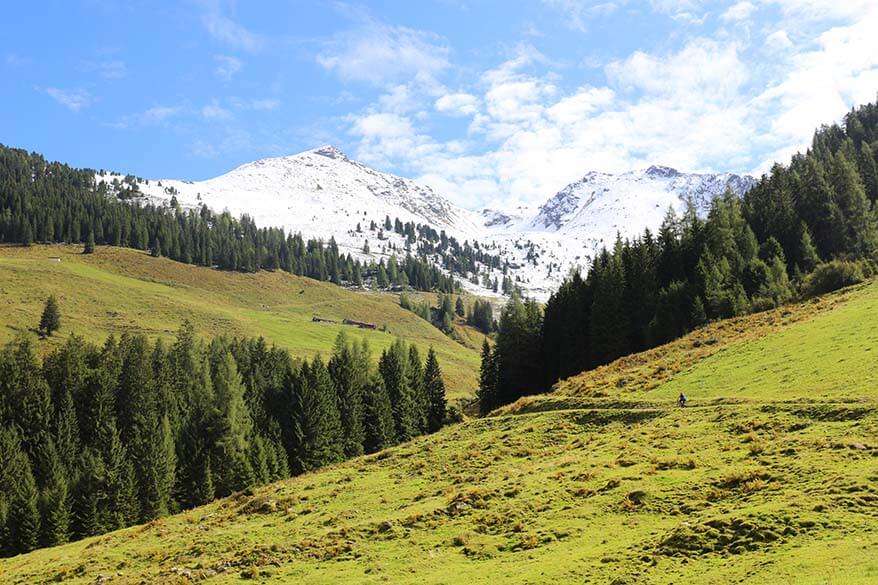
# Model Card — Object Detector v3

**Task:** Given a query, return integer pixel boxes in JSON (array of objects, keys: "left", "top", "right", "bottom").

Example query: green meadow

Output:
[{"left": 0, "top": 245, "right": 481, "bottom": 401}]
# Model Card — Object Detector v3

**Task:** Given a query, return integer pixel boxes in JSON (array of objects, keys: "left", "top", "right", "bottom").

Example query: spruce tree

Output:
[
  {"left": 209, "top": 343, "right": 254, "bottom": 496},
  {"left": 423, "top": 348, "right": 446, "bottom": 433},
  {"left": 72, "top": 450, "right": 104, "bottom": 538},
  {"left": 379, "top": 340, "right": 417, "bottom": 442},
  {"left": 407, "top": 345, "right": 427, "bottom": 435},
  {"left": 328, "top": 333, "right": 365, "bottom": 458},
  {"left": 477, "top": 340, "right": 498, "bottom": 415},
  {"left": 362, "top": 373, "right": 395, "bottom": 453},
  {"left": 289, "top": 358, "right": 344, "bottom": 474},
  {"left": 39, "top": 296, "right": 61, "bottom": 336},
  {"left": 7, "top": 453, "right": 40, "bottom": 554},
  {"left": 38, "top": 447, "right": 70, "bottom": 547}
]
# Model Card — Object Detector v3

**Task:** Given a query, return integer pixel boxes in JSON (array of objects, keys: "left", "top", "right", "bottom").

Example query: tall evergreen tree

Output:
[
  {"left": 362, "top": 373, "right": 395, "bottom": 454},
  {"left": 423, "top": 348, "right": 446, "bottom": 433},
  {"left": 477, "top": 340, "right": 498, "bottom": 415},
  {"left": 379, "top": 340, "right": 417, "bottom": 442},
  {"left": 209, "top": 343, "right": 254, "bottom": 496},
  {"left": 328, "top": 332, "right": 365, "bottom": 458},
  {"left": 288, "top": 357, "right": 344, "bottom": 474}
]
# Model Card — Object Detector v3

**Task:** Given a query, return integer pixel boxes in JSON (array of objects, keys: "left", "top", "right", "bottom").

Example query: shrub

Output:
[{"left": 801, "top": 260, "right": 866, "bottom": 298}]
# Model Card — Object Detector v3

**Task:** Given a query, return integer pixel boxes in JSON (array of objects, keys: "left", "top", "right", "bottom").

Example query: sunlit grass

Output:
[{"left": 0, "top": 244, "right": 480, "bottom": 400}]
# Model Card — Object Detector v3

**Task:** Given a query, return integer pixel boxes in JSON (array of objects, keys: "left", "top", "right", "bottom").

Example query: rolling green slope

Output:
[
  {"left": 2, "top": 275, "right": 877, "bottom": 584},
  {"left": 0, "top": 244, "right": 480, "bottom": 400}
]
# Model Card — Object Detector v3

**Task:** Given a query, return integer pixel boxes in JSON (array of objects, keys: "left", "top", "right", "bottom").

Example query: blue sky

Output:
[{"left": 2, "top": 1, "right": 877, "bottom": 209}]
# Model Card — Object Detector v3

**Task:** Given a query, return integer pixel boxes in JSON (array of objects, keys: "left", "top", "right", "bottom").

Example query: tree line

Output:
[
  {"left": 479, "top": 99, "right": 878, "bottom": 413},
  {"left": 0, "top": 326, "right": 446, "bottom": 557},
  {"left": 0, "top": 145, "right": 458, "bottom": 294}
]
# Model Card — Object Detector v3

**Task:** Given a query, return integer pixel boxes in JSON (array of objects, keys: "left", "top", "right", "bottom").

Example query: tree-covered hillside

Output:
[
  {"left": 0, "top": 145, "right": 458, "bottom": 293},
  {"left": 481, "top": 99, "right": 878, "bottom": 411},
  {"left": 0, "top": 327, "right": 447, "bottom": 557}
]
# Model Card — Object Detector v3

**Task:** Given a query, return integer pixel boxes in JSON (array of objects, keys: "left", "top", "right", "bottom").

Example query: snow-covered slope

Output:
[
  {"left": 471, "top": 166, "right": 755, "bottom": 298},
  {"left": 98, "top": 147, "right": 754, "bottom": 301}
]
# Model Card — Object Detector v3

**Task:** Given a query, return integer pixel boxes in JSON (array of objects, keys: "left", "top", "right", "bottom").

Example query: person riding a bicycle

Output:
[{"left": 678, "top": 392, "right": 687, "bottom": 407}]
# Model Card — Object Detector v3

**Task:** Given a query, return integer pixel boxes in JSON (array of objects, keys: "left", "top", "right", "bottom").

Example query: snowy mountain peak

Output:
[
  {"left": 309, "top": 145, "right": 348, "bottom": 160},
  {"left": 99, "top": 150, "right": 756, "bottom": 301},
  {"left": 644, "top": 165, "right": 680, "bottom": 179}
]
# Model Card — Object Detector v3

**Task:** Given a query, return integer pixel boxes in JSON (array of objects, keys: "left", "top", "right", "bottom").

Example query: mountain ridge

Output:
[{"left": 99, "top": 146, "right": 755, "bottom": 300}]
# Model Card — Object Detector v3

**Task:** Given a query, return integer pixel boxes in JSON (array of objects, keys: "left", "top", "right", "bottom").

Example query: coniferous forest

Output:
[
  {"left": 0, "top": 145, "right": 458, "bottom": 293},
  {"left": 480, "top": 100, "right": 878, "bottom": 413},
  {"left": 0, "top": 326, "right": 447, "bottom": 557}
]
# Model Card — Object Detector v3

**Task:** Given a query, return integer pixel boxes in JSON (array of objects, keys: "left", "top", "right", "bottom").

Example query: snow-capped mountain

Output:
[{"left": 98, "top": 146, "right": 755, "bottom": 301}]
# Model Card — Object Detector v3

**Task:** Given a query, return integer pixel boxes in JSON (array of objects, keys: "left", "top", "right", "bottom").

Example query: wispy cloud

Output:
[
  {"left": 542, "top": 1, "right": 620, "bottom": 31},
  {"left": 202, "top": 99, "right": 232, "bottom": 120},
  {"left": 109, "top": 105, "right": 181, "bottom": 129},
  {"left": 81, "top": 59, "right": 128, "bottom": 79},
  {"left": 317, "top": 17, "right": 449, "bottom": 86},
  {"left": 214, "top": 54, "right": 243, "bottom": 80},
  {"left": 721, "top": 1, "right": 756, "bottom": 22},
  {"left": 201, "top": 3, "right": 264, "bottom": 52},
  {"left": 435, "top": 93, "right": 479, "bottom": 116},
  {"left": 46, "top": 87, "right": 92, "bottom": 112}
]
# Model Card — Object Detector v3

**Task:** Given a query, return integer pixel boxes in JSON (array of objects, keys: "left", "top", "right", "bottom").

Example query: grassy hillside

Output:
[
  {"left": 0, "top": 244, "right": 480, "bottom": 400},
  {"left": 3, "top": 278, "right": 876, "bottom": 583}
]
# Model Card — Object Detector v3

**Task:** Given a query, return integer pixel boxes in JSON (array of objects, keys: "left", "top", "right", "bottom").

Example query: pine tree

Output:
[
  {"left": 797, "top": 224, "right": 821, "bottom": 273},
  {"left": 289, "top": 357, "right": 344, "bottom": 473},
  {"left": 859, "top": 142, "right": 878, "bottom": 201},
  {"left": 0, "top": 428, "right": 40, "bottom": 555},
  {"left": 423, "top": 348, "right": 446, "bottom": 433},
  {"left": 362, "top": 373, "right": 395, "bottom": 453},
  {"left": 407, "top": 345, "right": 428, "bottom": 434},
  {"left": 455, "top": 296, "right": 465, "bottom": 317},
  {"left": 477, "top": 340, "right": 498, "bottom": 415},
  {"left": 38, "top": 447, "right": 70, "bottom": 547},
  {"left": 328, "top": 333, "right": 365, "bottom": 458},
  {"left": 7, "top": 453, "right": 40, "bottom": 554},
  {"left": 39, "top": 296, "right": 61, "bottom": 336},
  {"left": 209, "top": 343, "right": 254, "bottom": 496},
  {"left": 379, "top": 340, "right": 417, "bottom": 442},
  {"left": 71, "top": 450, "right": 105, "bottom": 539}
]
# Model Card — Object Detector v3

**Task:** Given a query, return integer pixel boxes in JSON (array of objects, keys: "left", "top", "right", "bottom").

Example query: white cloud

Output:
[
  {"left": 649, "top": 0, "right": 705, "bottom": 24},
  {"left": 542, "top": 1, "right": 620, "bottom": 31},
  {"left": 202, "top": 99, "right": 232, "bottom": 120},
  {"left": 605, "top": 39, "right": 747, "bottom": 103},
  {"left": 764, "top": 0, "right": 876, "bottom": 21},
  {"left": 215, "top": 55, "right": 243, "bottom": 80},
  {"left": 765, "top": 30, "right": 793, "bottom": 50},
  {"left": 435, "top": 93, "right": 479, "bottom": 116},
  {"left": 202, "top": 5, "right": 264, "bottom": 52},
  {"left": 46, "top": 88, "right": 91, "bottom": 112},
  {"left": 338, "top": 3, "right": 878, "bottom": 209},
  {"left": 752, "top": 9, "right": 878, "bottom": 170},
  {"left": 721, "top": 1, "right": 755, "bottom": 22},
  {"left": 317, "top": 20, "right": 449, "bottom": 86}
]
